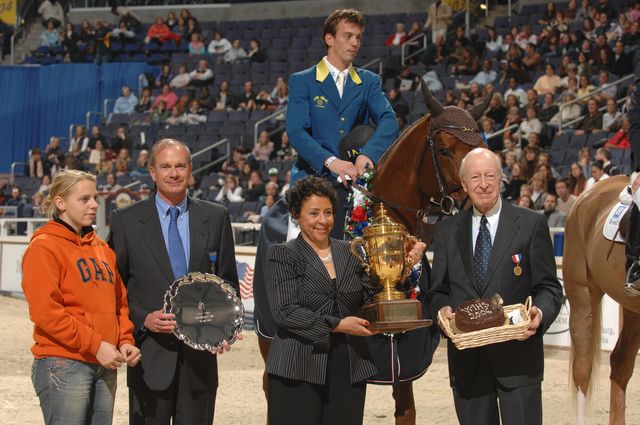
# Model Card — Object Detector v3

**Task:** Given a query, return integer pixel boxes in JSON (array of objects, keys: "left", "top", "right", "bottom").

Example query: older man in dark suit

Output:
[
  {"left": 108, "top": 139, "right": 238, "bottom": 425},
  {"left": 428, "top": 148, "right": 563, "bottom": 425}
]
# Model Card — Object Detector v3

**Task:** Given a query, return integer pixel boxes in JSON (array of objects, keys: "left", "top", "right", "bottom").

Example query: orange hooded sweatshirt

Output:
[{"left": 21, "top": 220, "right": 135, "bottom": 364}]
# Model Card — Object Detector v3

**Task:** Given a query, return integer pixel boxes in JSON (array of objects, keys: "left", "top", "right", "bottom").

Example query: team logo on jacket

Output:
[{"left": 314, "top": 95, "right": 328, "bottom": 108}]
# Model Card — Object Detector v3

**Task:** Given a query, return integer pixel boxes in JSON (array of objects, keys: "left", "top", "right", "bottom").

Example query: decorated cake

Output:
[{"left": 455, "top": 294, "right": 505, "bottom": 333}]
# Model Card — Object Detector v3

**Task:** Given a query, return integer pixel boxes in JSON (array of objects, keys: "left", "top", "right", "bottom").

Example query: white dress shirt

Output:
[
  {"left": 472, "top": 198, "right": 502, "bottom": 254},
  {"left": 324, "top": 56, "right": 350, "bottom": 98}
]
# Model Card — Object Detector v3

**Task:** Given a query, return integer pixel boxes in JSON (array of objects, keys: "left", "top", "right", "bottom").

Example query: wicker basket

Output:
[{"left": 438, "top": 297, "right": 532, "bottom": 350}]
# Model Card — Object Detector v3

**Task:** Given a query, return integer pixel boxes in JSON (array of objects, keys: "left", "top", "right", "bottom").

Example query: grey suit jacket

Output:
[
  {"left": 428, "top": 201, "right": 563, "bottom": 391},
  {"left": 108, "top": 196, "right": 238, "bottom": 392},
  {"left": 265, "top": 235, "right": 378, "bottom": 385}
]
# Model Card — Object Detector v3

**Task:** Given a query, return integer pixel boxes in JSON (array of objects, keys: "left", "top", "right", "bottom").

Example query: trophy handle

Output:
[
  {"left": 350, "top": 237, "right": 369, "bottom": 274},
  {"left": 402, "top": 235, "right": 419, "bottom": 282}
]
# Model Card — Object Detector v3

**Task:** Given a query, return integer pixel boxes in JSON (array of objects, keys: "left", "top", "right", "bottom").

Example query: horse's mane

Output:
[{"left": 377, "top": 114, "right": 431, "bottom": 169}]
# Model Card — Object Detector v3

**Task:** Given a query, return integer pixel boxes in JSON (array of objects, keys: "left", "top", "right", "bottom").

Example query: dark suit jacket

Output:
[
  {"left": 265, "top": 235, "right": 378, "bottom": 385},
  {"left": 428, "top": 201, "right": 563, "bottom": 392},
  {"left": 108, "top": 196, "right": 238, "bottom": 392}
]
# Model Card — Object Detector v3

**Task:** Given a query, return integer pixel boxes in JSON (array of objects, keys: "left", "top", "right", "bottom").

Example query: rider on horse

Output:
[{"left": 624, "top": 76, "right": 640, "bottom": 295}]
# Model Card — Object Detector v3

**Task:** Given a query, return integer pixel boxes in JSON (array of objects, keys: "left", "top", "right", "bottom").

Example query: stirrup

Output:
[{"left": 625, "top": 261, "right": 640, "bottom": 297}]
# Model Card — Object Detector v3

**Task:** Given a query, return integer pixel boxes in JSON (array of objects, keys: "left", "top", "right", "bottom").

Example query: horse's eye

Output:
[{"left": 438, "top": 148, "right": 451, "bottom": 157}]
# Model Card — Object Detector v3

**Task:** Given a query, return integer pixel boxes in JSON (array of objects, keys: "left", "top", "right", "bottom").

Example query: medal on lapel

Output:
[
  {"left": 512, "top": 253, "right": 522, "bottom": 276},
  {"left": 209, "top": 252, "right": 218, "bottom": 274}
]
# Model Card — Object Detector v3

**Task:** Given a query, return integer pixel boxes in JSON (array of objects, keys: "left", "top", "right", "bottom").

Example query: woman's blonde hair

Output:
[{"left": 44, "top": 170, "right": 96, "bottom": 218}]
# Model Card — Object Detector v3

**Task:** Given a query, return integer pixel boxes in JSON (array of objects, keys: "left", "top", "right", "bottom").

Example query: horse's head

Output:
[{"left": 419, "top": 80, "right": 494, "bottom": 214}]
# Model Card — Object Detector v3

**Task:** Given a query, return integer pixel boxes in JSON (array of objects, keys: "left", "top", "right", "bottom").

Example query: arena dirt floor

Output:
[{"left": 2, "top": 295, "right": 640, "bottom": 425}]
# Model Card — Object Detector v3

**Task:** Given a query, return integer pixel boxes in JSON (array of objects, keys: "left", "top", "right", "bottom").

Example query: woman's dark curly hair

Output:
[{"left": 286, "top": 177, "right": 338, "bottom": 219}]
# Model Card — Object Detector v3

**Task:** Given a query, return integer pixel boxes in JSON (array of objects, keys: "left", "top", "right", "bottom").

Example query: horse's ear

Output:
[
  {"left": 420, "top": 79, "right": 443, "bottom": 117},
  {"left": 468, "top": 88, "right": 495, "bottom": 121}
]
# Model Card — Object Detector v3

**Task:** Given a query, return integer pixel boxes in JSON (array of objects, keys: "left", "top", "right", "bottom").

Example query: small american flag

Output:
[{"left": 236, "top": 261, "right": 254, "bottom": 300}]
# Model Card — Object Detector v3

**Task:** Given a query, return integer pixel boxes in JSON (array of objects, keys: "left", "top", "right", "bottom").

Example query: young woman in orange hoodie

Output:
[{"left": 22, "top": 170, "right": 140, "bottom": 425}]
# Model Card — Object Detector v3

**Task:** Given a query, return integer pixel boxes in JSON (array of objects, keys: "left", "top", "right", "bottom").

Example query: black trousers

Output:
[
  {"left": 129, "top": 346, "right": 217, "bottom": 425},
  {"left": 451, "top": 354, "right": 542, "bottom": 425},
  {"left": 267, "top": 341, "right": 366, "bottom": 425},
  {"left": 626, "top": 204, "right": 640, "bottom": 269}
]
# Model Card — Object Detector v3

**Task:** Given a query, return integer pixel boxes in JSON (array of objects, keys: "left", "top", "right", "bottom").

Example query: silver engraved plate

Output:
[{"left": 163, "top": 272, "right": 244, "bottom": 352}]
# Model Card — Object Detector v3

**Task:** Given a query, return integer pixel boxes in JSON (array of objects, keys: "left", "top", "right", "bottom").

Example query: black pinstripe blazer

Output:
[{"left": 265, "top": 235, "right": 378, "bottom": 385}]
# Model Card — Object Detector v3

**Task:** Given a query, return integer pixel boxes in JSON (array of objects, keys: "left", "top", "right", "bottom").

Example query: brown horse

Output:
[
  {"left": 563, "top": 175, "right": 640, "bottom": 424},
  {"left": 253, "top": 81, "right": 493, "bottom": 425}
]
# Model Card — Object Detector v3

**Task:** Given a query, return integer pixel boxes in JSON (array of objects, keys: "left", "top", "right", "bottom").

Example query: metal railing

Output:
[
  {"left": 253, "top": 108, "right": 287, "bottom": 147},
  {"left": 559, "top": 74, "right": 636, "bottom": 131},
  {"left": 10, "top": 162, "right": 26, "bottom": 182},
  {"left": 559, "top": 95, "right": 630, "bottom": 131},
  {"left": 361, "top": 57, "right": 383, "bottom": 76},
  {"left": 86, "top": 111, "right": 103, "bottom": 130},
  {"left": 138, "top": 74, "right": 146, "bottom": 98},
  {"left": 193, "top": 138, "right": 230, "bottom": 175},
  {"left": 103, "top": 99, "right": 115, "bottom": 118},
  {"left": 10, "top": 25, "right": 26, "bottom": 65},
  {"left": 401, "top": 32, "right": 428, "bottom": 66},
  {"left": 485, "top": 123, "right": 519, "bottom": 140}
]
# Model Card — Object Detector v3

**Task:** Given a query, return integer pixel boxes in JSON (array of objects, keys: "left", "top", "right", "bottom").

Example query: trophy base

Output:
[{"left": 360, "top": 299, "right": 433, "bottom": 334}]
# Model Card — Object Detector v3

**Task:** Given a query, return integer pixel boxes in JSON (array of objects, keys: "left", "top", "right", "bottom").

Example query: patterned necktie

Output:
[
  {"left": 336, "top": 71, "right": 345, "bottom": 97},
  {"left": 473, "top": 215, "right": 492, "bottom": 292},
  {"left": 168, "top": 206, "right": 187, "bottom": 279}
]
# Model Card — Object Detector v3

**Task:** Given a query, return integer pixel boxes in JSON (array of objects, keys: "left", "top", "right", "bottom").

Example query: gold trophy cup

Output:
[{"left": 350, "top": 204, "right": 432, "bottom": 333}]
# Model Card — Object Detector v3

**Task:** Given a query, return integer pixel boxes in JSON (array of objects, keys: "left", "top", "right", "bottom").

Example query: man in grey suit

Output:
[
  {"left": 540, "top": 193, "right": 566, "bottom": 228},
  {"left": 428, "top": 148, "right": 563, "bottom": 425},
  {"left": 108, "top": 139, "right": 239, "bottom": 425}
]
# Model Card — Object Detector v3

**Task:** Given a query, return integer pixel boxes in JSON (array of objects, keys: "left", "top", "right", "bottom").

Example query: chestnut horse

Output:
[
  {"left": 253, "top": 81, "right": 492, "bottom": 424},
  {"left": 563, "top": 175, "right": 640, "bottom": 425}
]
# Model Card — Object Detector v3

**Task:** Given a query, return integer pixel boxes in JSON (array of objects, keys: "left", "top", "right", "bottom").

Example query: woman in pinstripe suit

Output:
[{"left": 265, "top": 177, "right": 425, "bottom": 425}]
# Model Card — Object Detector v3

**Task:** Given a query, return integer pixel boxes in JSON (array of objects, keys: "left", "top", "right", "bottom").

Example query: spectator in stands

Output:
[
  {"left": 88, "top": 139, "right": 108, "bottom": 168},
  {"left": 38, "top": 0, "right": 64, "bottom": 28},
  {"left": 450, "top": 45, "right": 479, "bottom": 76},
  {"left": 484, "top": 92, "right": 506, "bottom": 124},
  {"left": 155, "top": 64, "right": 174, "bottom": 88},
  {"left": 25, "top": 191, "right": 46, "bottom": 218},
  {"left": 186, "top": 175, "right": 202, "bottom": 199},
  {"left": 470, "top": 59, "right": 497, "bottom": 86},
  {"left": 38, "top": 175, "right": 51, "bottom": 195},
  {"left": 182, "top": 99, "right": 207, "bottom": 125},
  {"left": 569, "top": 161, "right": 588, "bottom": 196},
  {"left": 575, "top": 98, "right": 603, "bottom": 135},
  {"left": 198, "top": 86, "right": 214, "bottom": 110},
  {"left": 70, "top": 125, "right": 89, "bottom": 152},
  {"left": 260, "top": 180, "right": 281, "bottom": 205},
  {"left": 595, "top": 147, "right": 620, "bottom": 175},
  {"left": 521, "top": 145, "right": 540, "bottom": 181},
  {"left": 152, "top": 84, "right": 178, "bottom": 110},
  {"left": 65, "top": 141, "right": 86, "bottom": 171},
  {"left": 252, "top": 131, "right": 275, "bottom": 162},
  {"left": 502, "top": 151, "right": 518, "bottom": 178},
  {"left": 185, "top": 18, "right": 200, "bottom": 42},
  {"left": 215, "top": 174, "right": 244, "bottom": 204},
  {"left": 247, "top": 38, "right": 266, "bottom": 63},
  {"left": 538, "top": 1, "right": 557, "bottom": 26},
  {"left": 503, "top": 162, "right": 527, "bottom": 201},
  {"left": 221, "top": 146, "right": 248, "bottom": 175},
  {"left": 502, "top": 135, "right": 523, "bottom": 162},
  {"left": 504, "top": 77, "right": 528, "bottom": 107},
  {"left": 238, "top": 162, "right": 253, "bottom": 189},
  {"left": 386, "top": 88, "right": 409, "bottom": 123},
  {"left": 208, "top": 31, "right": 231, "bottom": 55},
  {"left": 595, "top": 0, "right": 617, "bottom": 20},
  {"left": 179, "top": 9, "right": 197, "bottom": 28},
  {"left": 530, "top": 172, "right": 548, "bottom": 210},
  {"left": 28, "top": 148, "right": 48, "bottom": 179},
  {"left": 485, "top": 25, "right": 502, "bottom": 52},
  {"left": 245, "top": 170, "right": 265, "bottom": 201},
  {"left": 576, "top": 0, "right": 593, "bottom": 21},
  {"left": 520, "top": 107, "right": 543, "bottom": 144},
  {"left": 503, "top": 106, "right": 522, "bottom": 138},
  {"left": 621, "top": 21, "right": 640, "bottom": 46},
  {"left": 576, "top": 50, "right": 594, "bottom": 79},
  {"left": 234, "top": 81, "right": 257, "bottom": 110},
  {"left": 550, "top": 92, "right": 582, "bottom": 127},
  {"left": 516, "top": 24, "right": 538, "bottom": 49},
  {"left": 420, "top": 33, "right": 450, "bottom": 67},
  {"left": 189, "top": 59, "right": 214, "bottom": 87},
  {"left": 135, "top": 87, "right": 153, "bottom": 113},
  {"left": 527, "top": 132, "right": 543, "bottom": 151},
  {"left": 188, "top": 33, "right": 205, "bottom": 55},
  {"left": 555, "top": 178, "right": 577, "bottom": 215},
  {"left": 110, "top": 126, "right": 132, "bottom": 155},
  {"left": 604, "top": 115, "right": 630, "bottom": 149},
  {"left": 145, "top": 16, "right": 180, "bottom": 46},
  {"left": 541, "top": 193, "right": 567, "bottom": 227},
  {"left": 538, "top": 93, "right": 559, "bottom": 123},
  {"left": 149, "top": 99, "right": 169, "bottom": 123},
  {"left": 40, "top": 21, "right": 60, "bottom": 47},
  {"left": 113, "top": 86, "right": 138, "bottom": 114},
  {"left": 166, "top": 106, "right": 184, "bottom": 125},
  {"left": 165, "top": 11, "right": 177, "bottom": 30},
  {"left": 254, "top": 90, "right": 274, "bottom": 110},
  {"left": 211, "top": 80, "right": 231, "bottom": 111},
  {"left": 522, "top": 43, "right": 543, "bottom": 71},
  {"left": 273, "top": 131, "right": 296, "bottom": 162},
  {"left": 533, "top": 64, "right": 562, "bottom": 96},
  {"left": 384, "top": 23, "right": 408, "bottom": 46},
  {"left": 174, "top": 16, "right": 187, "bottom": 39},
  {"left": 603, "top": 98, "right": 622, "bottom": 131},
  {"left": 111, "top": 20, "right": 134, "bottom": 41},
  {"left": 596, "top": 47, "right": 613, "bottom": 73},
  {"left": 224, "top": 39, "right": 247, "bottom": 63},
  {"left": 523, "top": 89, "right": 541, "bottom": 114},
  {"left": 129, "top": 150, "right": 149, "bottom": 177},
  {"left": 78, "top": 18, "right": 94, "bottom": 51},
  {"left": 538, "top": 162, "right": 557, "bottom": 195},
  {"left": 597, "top": 70, "right": 617, "bottom": 101},
  {"left": 585, "top": 159, "right": 610, "bottom": 189},
  {"left": 58, "top": 26, "right": 80, "bottom": 62},
  {"left": 89, "top": 126, "right": 107, "bottom": 151},
  {"left": 425, "top": 0, "right": 452, "bottom": 41},
  {"left": 611, "top": 40, "right": 633, "bottom": 77},
  {"left": 273, "top": 83, "right": 289, "bottom": 109},
  {"left": 113, "top": 148, "right": 131, "bottom": 176},
  {"left": 93, "top": 19, "right": 111, "bottom": 65},
  {"left": 169, "top": 63, "right": 191, "bottom": 88},
  {"left": 517, "top": 195, "right": 534, "bottom": 209}
]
